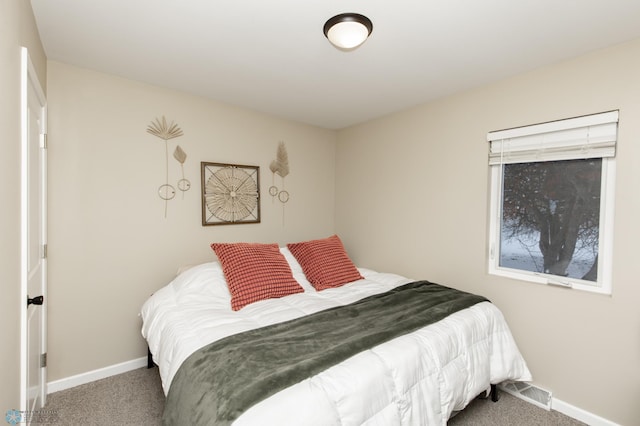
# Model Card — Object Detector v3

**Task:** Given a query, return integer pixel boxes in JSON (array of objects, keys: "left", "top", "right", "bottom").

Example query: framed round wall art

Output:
[{"left": 201, "top": 162, "right": 260, "bottom": 226}]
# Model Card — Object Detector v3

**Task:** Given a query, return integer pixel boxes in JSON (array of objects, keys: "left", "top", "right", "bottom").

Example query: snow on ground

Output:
[{"left": 500, "top": 234, "right": 595, "bottom": 280}]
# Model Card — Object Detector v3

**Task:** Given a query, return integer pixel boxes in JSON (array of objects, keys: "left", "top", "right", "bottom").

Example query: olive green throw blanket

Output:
[{"left": 163, "top": 280, "right": 488, "bottom": 426}]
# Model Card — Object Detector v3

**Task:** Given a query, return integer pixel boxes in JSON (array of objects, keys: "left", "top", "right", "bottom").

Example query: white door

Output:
[{"left": 20, "top": 47, "right": 47, "bottom": 420}]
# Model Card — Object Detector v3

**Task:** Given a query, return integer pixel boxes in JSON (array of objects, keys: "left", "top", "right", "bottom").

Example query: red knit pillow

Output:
[
  {"left": 211, "top": 243, "right": 303, "bottom": 311},
  {"left": 287, "top": 235, "right": 363, "bottom": 291}
]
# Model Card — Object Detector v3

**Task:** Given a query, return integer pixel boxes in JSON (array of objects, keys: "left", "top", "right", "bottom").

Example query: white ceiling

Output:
[{"left": 30, "top": 0, "right": 640, "bottom": 129}]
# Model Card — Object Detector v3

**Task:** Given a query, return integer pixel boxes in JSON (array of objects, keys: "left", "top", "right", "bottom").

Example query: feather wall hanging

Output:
[
  {"left": 268, "top": 141, "right": 291, "bottom": 225},
  {"left": 146, "top": 116, "right": 188, "bottom": 217}
]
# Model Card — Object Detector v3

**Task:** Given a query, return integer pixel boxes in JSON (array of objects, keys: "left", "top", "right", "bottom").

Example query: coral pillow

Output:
[
  {"left": 211, "top": 243, "right": 303, "bottom": 311},
  {"left": 287, "top": 235, "right": 363, "bottom": 291}
]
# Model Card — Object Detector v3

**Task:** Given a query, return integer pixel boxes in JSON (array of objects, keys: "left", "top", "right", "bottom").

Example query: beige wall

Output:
[
  {"left": 0, "top": 0, "right": 46, "bottom": 411},
  {"left": 46, "top": 61, "right": 337, "bottom": 381},
  {"left": 335, "top": 39, "right": 640, "bottom": 425}
]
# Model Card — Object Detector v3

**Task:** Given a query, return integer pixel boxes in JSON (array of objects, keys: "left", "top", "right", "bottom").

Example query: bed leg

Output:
[
  {"left": 147, "top": 347, "right": 155, "bottom": 369},
  {"left": 491, "top": 384, "right": 500, "bottom": 402}
]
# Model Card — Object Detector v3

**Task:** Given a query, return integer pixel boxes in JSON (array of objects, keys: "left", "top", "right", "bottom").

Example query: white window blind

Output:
[{"left": 487, "top": 110, "right": 618, "bottom": 165}]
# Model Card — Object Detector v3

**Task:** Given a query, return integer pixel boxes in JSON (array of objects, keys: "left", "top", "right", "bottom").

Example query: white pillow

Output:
[
  {"left": 280, "top": 247, "right": 316, "bottom": 292},
  {"left": 171, "top": 261, "right": 232, "bottom": 303}
]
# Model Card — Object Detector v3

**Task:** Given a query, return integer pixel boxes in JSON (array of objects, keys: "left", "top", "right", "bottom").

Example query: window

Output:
[{"left": 487, "top": 111, "right": 618, "bottom": 294}]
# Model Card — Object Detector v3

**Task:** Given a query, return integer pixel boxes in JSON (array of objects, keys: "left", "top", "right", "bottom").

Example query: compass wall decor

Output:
[{"left": 201, "top": 162, "right": 260, "bottom": 226}]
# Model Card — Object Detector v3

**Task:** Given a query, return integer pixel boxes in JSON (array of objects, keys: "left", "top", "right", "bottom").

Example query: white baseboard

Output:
[
  {"left": 552, "top": 397, "right": 620, "bottom": 426},
  {"left": 47, "top": 356, "right": 147, "bottom": 394},
  {"left": 499, "top": 383, "right": 619, "bottom": 426}
]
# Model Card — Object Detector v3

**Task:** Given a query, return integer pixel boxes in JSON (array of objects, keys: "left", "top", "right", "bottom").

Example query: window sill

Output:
[{"left": 488, "top": 266, "right": 612, "bottom": 296}]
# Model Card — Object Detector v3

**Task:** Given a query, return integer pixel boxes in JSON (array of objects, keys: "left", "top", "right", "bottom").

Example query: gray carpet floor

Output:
[{"left": 43, "top": 367, "right": 586, "bottom": 425}]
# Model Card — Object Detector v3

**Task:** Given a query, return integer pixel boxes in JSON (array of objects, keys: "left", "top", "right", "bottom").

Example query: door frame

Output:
[{"left": 20, "top": 46, "right": 48, "bottom": 415}]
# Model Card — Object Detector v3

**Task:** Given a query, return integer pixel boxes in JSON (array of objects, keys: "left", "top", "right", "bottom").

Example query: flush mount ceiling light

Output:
[{"left": 323, "top": 13, "right": 373, "bottom": 50}]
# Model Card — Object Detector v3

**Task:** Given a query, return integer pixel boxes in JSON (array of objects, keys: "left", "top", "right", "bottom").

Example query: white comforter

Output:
[{"left": 141, "top": 250, "right": 531, "bottom": 425}]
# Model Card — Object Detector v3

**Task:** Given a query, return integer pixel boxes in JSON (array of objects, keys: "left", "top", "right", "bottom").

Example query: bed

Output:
[{"left": 141, "top": 237, "right": 531, "bottom": 425}]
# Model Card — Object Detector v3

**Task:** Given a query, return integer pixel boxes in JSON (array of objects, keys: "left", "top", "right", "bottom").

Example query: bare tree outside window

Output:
[{"left": 499, "top": 159, "right": 601, "bottom": 282}]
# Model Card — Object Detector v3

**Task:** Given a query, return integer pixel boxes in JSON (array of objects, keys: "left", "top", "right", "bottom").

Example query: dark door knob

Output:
[{"left": 27, "top": 295, "right": 44, "bottom": 306}]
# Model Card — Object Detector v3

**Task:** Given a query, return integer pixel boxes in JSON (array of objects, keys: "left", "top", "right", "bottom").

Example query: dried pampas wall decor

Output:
[
  {"left": 173, "top": 145, "right": 191, "bottom": 198},
  {"left": 146, "top": 116, "right": 188, "bottom": 217},
  {"left": 268, "top": 141, "right": 291, "bottom": 225}
]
